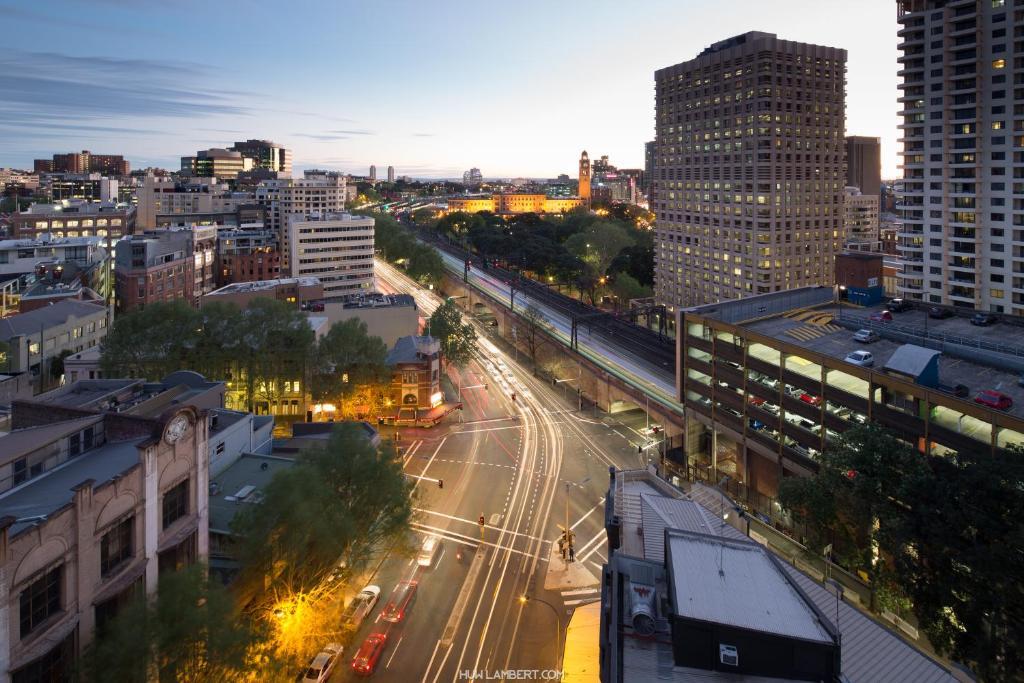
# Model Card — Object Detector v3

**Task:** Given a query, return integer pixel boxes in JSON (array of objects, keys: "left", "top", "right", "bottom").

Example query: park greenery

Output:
[
  {"left": 424, "top": 204, "right": 654, "bottom": 307},
  {"left": 82, "top": 424, "right": 414, "bottom": 680},
  {"left": 100, "top": 299, "right": 389, "bottom": 419},
  {"left": 372, "top": 212, "right": 446, "bottom": 286},
  {"left": 778, "top": 423, "right": 1024, "bottom": 681}
]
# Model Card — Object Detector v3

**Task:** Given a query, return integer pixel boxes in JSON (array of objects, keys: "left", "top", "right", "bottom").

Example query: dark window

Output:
[
  {"left": 12, "top": 458, "right": 27, "bottom": 486},
  {"left": 158, "top": 531, "right": 197, "bottom": 575},
  {"left": 162, "top": 479, "right": 189, "bottom": 529},
  {"left": 11, "top": 630, "right": 75, "bottom": 683},
  {"left": 100, "top": 516, "right": 134, "bottom": 576},
  {"left": 83, "top": 427, "right": 94, "bottom": 451},
  {"left": 19, "top": 566, "right": 62, "bottom": 638},
  {"left": 69, "top": 433, "right": 81, "bottom": 457}
]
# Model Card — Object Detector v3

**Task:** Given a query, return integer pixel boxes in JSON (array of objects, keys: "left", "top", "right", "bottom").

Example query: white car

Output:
[
  {"left": 417, "top": 534, "right": 442, "bottom": 567},
  {"left": 853, "top": 329, "right": 879, "bottom": 343},
  {"left": 301, "top": 643, "right": 343, "bottom": 683},
  {"left": 845, "top": 350, "right": 874, "bottom": 367},
  {"left": 342, "top": 585, "right": 381, "bottom": 629}
]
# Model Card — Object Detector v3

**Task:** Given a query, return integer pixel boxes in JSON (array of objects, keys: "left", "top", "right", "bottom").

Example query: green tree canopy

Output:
[
  {"left": 99, "top": 301, "right": 201, "bottom": 379},
  {"left": 609, "top": 272, "right": 652, "bottom": 304},
  {"left": 310, "top": 318, "right": 388, "bottom": 405},
  {"left": 564, "top": 220, "right": 635, "bottom": 281},
  {"left": 231, "top": 423, "right": 413, "bottom": 600},
  {"left": 427, "top": 298, "right": 477, "bottom": 368}
]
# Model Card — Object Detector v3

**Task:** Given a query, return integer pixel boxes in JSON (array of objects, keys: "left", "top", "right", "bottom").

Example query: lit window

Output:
[
  {"left": 991, "top": 289, "right": 1005, "bottom": 299},
  {"left": 993, "top": 59, "right": 1006, "bottom": 69}
]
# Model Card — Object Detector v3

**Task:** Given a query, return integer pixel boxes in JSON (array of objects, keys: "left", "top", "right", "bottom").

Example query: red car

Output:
[
  {"left": 799, "top": 393, "right": 823, "bottom": 406},
  {"left": 381, "top": 580, "right": 418, "bottom": 623},
  {"left": 351, "top": 633, "right": 388, "bottom": 676},
  {"left": 974, "top": 390, "right": 1013, "bottom": 411},
  {"left": 869, "top": 311, "right": 893, "bottom": 323}
]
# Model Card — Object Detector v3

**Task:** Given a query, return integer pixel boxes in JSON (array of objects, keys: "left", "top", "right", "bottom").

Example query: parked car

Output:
[
  {"left": 351, "top": 633, "right": 388, "bottom": 677},
  {"left": 302, "top": 643, "right": 343, "bottom": 683},
  {"left": 974, "top": 390, "right": 1013, "bottom": 411},
  {"left": 939, "top": 383, "right": 970, "bottom": 398},
  {"left": 342, "top": 585, "right": 381, "bottom": 630},
  {"left": 845, "top": 350, "right": 874, "bottom": 367},
  {"left": 381, "top": 580, "right": 418, "bottom": 623},
  {"left": 799, "top": 393, "right": 823, "bottom": 406},
  {"left": 852, "top": 329, "right": 879, "bottom": 343},
  {"left": 869, "top": 310, "right": 893, "bottom": 323},
  {"left": 971, "top": 312, "right": 998, "bottom": 326},
  {"left": 928, "top": 307, "right": 954, "bottom": 319},
  {"left": 886, "top": 298, "right": 911, "bottom": 313}
]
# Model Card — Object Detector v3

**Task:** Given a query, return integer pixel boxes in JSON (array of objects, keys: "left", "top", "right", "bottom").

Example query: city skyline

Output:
[{"left": 0, "top": 0, "right": 899, "bottom": 178}]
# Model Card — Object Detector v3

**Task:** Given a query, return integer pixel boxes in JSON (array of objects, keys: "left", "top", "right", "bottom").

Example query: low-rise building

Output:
[
  {"left": 0, "top": 300, "right": 107, "bottom": 391},
  {"left": 844, "top": 186, "right": 881, "bottom": 252},
  {"left": 11, "top": 201, "right": 135, "bottom": 241},
  {"left": 321, "top": 293, "right": 418, "bottom": 349},
  {"left": 33, "top": 151, "right": 129, "bottom": 176},
  {"left": 384, "top": 335, "right": 459, "bottom": 426},
  {"left": 41, "top": 173, "right": 120, "bottom": 204},
  {"left": 180, "top": 149, "right": 253, "bottom": 181},
  {"left": 675, "top": 287, "right": 1024, "bottom": 512},
  {"left": 201, "top": 277, "right": 323, "bottom": 310},
  {"left": 288, "top": 213, "right": 374, "bottom": 299},
  {"left": 114, "top": 226, "right": 217, "bottom": 312},
  {"left": 447, "top": 193, "right": 583, "bottom": 215},
  {"left": 215, "top": 225, "right": 281, "bottom": 286},
  {"left": 0, "top": 400, "right": 207, "bottom": 681}
]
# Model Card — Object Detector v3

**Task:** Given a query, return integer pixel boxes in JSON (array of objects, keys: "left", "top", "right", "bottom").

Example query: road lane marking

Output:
[
  {"left": 385, "top": 634, "right": 404, "bottom": 669},
  {"left": 420, "top": 640, "right": 446, "bottom": 683},
  {"left": 409, "top": 436, "right": 447, "bottom": 498},
  {"left": 413, "top": 510, "right": 551, "bottom": 544},
  {"left": 570, "top": 497, "right": 606, "bottom": 531}
]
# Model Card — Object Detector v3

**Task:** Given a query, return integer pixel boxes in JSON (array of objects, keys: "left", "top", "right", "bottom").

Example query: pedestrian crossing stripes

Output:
[
  {"left": 558, "top": 585, "right": 601, "bottom": 607},
  {"left": 785, "top": 323, "right": 841, "bottom": 341}
]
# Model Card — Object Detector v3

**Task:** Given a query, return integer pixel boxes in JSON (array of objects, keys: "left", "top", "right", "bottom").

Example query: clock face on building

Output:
[{"left": 164, "top": 414, "right": 191, "bottom": 444}]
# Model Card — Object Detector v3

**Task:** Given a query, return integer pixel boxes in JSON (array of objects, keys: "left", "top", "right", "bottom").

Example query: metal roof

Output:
[
  {"left": 883, "top": 344, "right": 941, "bottom": 379},
  {"left": 0, "top": 300, "right": 106, "bottom": 338}
]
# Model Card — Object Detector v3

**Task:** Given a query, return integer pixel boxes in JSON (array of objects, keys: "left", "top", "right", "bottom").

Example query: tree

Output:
[
  {"left": 887, "top": 445, "right": 1024, "bottom": 681},
  {"left": 232, "top": 423, "right": 413, "bottom": 605},
  {"left": 79, "top": 564, "right": 272, "bottom": 683},
  {"left": 564, "top": 220, "right": 635, "bottom": 280},
  {"left": 520, "top": 304, "right": 548, "bottom": 369},
  {"left": 406, "top": 243, "right": 445, "bottom": 286},
  {"left": 427, "top": 298, "right": 477, "bottom": 368},
  {"left": 100, "top": 301, "right": 200, "bottom": 379},
  {"left": 239, "top": 299, "right": 316, "bottom": 413},
  {"left": 310, "top": 318, "right": 389, "bottom": 415},
  {"left": 609, "top": 273, "right": 652, "bottom": 306}
]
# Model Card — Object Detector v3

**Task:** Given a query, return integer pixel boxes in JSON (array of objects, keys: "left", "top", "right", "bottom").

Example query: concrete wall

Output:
[{"left": 321, "top": 303, "right": 419, "bottom": 350}]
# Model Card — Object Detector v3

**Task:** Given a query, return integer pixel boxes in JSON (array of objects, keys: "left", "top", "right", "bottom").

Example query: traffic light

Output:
[
  {"left": 511, "top": 392, "right": 516, "bottom": 402},
  {"left": 438, "top": 479, "right": 444, "bottom": 489},
  {"left": 478, "top": 515, "right": 486, "bottom": 527}
]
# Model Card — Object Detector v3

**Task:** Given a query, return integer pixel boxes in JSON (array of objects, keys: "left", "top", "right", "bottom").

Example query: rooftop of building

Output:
[
  {"left": 608, "top": 469, "right": 957, "bottom": 683},
  {"left": 0, "top": 234, "right": 105, "bottom": 249},
  {"left": 31, "top": 371, "right": 223, "bottom": 418},
  {"left": 330, "top": 293, "right": 415, "bottom": 310},
  {"left": 0, "top": 432, "right": 145, "bottom": 537},
  {"left": 206, "top": 277, "right": 321, "bottom": 296},
  {"left": 386, "top": 335, "right": 439, "bottom": 365},
  {"left": 0, "top": 299, "right": 106, "bottom": 338},
  {"left": 19, "top": 200, "right": 132, "bottom": 215},
  {"left": 208, "top": 452, "right": 296, "bottom": 534},
  {"left": 288, "top": 212, "right": 373, "bottom": 223}
]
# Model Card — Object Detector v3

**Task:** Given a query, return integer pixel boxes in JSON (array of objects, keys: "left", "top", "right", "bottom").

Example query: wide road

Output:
[{"left": 322, "top": 261, "right": 660, "bottom": 682}]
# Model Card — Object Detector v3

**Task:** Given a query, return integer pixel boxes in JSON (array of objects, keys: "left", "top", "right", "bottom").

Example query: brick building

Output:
[
  {"left": 114, "top": 227, "right": 217, "bottom": 312},
  {"left": 33, "top": 151, "right": 129, "bottom": 176}
]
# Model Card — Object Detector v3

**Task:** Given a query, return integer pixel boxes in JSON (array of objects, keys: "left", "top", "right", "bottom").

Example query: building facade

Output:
[
  {"left": 255, "top": 172, "right": 347, "bottom": 271},
  {"left": 0, "top": 300, "right": 108, "bottom": 389},
  {"left": 201, "top": 277, "right": 323, "bottom": 310},
  {"left": 387, "top": 166, "right": 395, "bottom": 183},
  {"left": 643, "top": 140, "right": 655, "bottom": 194},
  {"left": 652, "top": 32, "right": 846, "bottom": 311},
  {"left": 228, "top": 140, "right": 291, "bottom": 176},
  {"left": 321, "top": 293, "right": 419, "bottom": 349},
  {"left": 136, "top": 176, "right": 242, "bottom": 230},
  {"left": 42, "top": 175, "right": 120, "bottom": 204},
  {"left": 12, "top": 202, "right": 135, "bottom": 241},
  {"left": 369, "top": 165, "right": 376, "bottom": 182},
  {"left": 844, "top": 186, "right": 881, "bottom": 250},
  {"left": 896, "top": 0, "right": 1022, "bottom": 314},
  {"left": 385, "top": 335, "right": 441, "bottom": 411},
  {"left": 578, "top": 151, "right": 591, "bottom": 205},
  {"left": 214, "top": 226, "right": 282, "bottom": 286},
  {"left": 287, "top": 213, "right": 374, "bottom": 299},
  {"left": 33, "top": 151, "right": 129, "bottom": 176},
  {"left": 114, "top": 227, "right": 217, "bottom": 312},
  {"left": 446, "top": 194, "right": 583, "bottom": 215},
  {"left": 845, "top": 135, "right": 881, "bottom": 196},
  {"left": 180, "top": 149, "right": 253, "bottom": 181},
  {"left": 0, "top": 399, "right": 208, "bottom": 681}
]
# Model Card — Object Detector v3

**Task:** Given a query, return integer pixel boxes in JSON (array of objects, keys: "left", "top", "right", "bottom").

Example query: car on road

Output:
[
  {"left": 301, "top": 643, "right": 343, "bottom": 683},
  {"left": 928, "top": 307, "right": 954, "bottom": 319},
  {"left": 381, "top": 580, "right": 418, "bottom": 623},
  {"left": 852, "top": 329, "right": 879, "bottom": 343},
  {"left": 886, "top": 298, "right": 911, "bottom": 313},
  {"left": 974, "top": 390, "right": 1013, "bottom": 411},
  {"left": 869, "top": 310, "right": 893, "bottom": 323},
  {"left": 845, "top": 350, "right": 874, "bottom": 367},
  {"left": 351, "top": 633, "right": 388, "bottom": 677},
  {"left": 417, "top": 535, "right": 442, "bottom": 567},
  {"left": 342, "top": 585, "right": 380, "bottom": 629},
  {"left": 971, "top": 312, "right": 998, "bottom": 326}
]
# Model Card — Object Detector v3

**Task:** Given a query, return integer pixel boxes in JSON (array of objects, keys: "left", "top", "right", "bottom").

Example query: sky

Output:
[{"left": 0, "top": 0, "right": 900, "bottom": 179}]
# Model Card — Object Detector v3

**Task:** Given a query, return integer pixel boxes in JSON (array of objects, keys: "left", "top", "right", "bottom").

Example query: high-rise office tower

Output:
[
  {"left": 387, "top": 165, "right": 395, "bottom": 182},
  {"left": 896, "top": 0, "right": 1018, "bottom": 313},
  {"left": 578, "top": 151, "right": 591, "bottom": 205},
  {"left": 369, "top": 165, "right": 377, "bottom": 182},
  {"left": 845, "top": 136, "right": 881, "bottom": 196},
  {"left": 652, "top": 32, "right": 846, "bottom": 309},
  {"left": 256, "top": 171, "right": 347, "bottom": 271}
]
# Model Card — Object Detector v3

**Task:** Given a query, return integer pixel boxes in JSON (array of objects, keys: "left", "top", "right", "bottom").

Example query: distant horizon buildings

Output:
[
  {"left": 33, "top": 150, "right": 129, "bottom": 176},
  {"left": 462, "top": 167, "right": 483, "bottom": 186},
  {"left": 369, "top": 165, "right": 377, "bottom": 182},
  {"left": 652, "top": 31, "right": 846, "bottom": 310},
  {"left": 387, "top": 165, "right": 395, "bottom": 183}
]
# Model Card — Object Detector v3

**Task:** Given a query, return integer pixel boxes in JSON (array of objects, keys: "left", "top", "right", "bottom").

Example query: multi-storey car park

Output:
[{"left": 674, "top": 286, "right": 1024, "bottom": 510}]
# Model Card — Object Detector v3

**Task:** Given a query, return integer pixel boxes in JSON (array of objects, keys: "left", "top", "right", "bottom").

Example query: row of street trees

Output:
[
  {"left": 82, "top": 423, "right": 415, "bottom": 680},
  {"left": 778, "top": 423, "right": 1024, "bottom": 682},
  {"left": 100, "top": 299, "right": 390, "bottom": 418},
  {"left": 373, "top": 212, "right": 445, "bottom": 286},
  {"left": 427, "top": 205, "right": 654, "bottom": 306}
]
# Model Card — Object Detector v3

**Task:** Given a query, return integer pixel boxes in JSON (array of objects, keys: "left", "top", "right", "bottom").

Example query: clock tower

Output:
[{"left": 578, "top": 150, "right": 591, "bottom": 207}]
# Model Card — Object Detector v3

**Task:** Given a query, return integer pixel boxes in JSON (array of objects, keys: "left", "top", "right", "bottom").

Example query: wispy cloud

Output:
[
  {"left": 412, "top": 133, "right": 435, "bottom": 137},
  {"left": 0, "top": 4, "right": 130, "bottom": 33},
  {"left": 292, "top": 133, "right": 351, "bottom": 141},
  {"left": 0, "top": 49, "right": 251, "bottom": 143},
  {"left": 328, "top": 129, "right": 375, "bottom": 136}
]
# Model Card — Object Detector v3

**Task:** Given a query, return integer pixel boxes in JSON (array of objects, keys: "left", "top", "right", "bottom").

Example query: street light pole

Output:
[{"left": 519, "top": 595, "right": 562, "bottom": 669}]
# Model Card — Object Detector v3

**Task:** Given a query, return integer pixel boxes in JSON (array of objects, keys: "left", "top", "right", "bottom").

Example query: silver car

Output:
[
  {"left": 853, "top": 329, "right": 879, "bottom": 343},
  {"left": 845, "top": 350, "right": 874, "bottom": 367}
]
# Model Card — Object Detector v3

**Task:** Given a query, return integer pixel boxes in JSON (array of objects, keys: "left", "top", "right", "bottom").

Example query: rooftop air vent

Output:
[
  {"left": 719, "top": 644, "right": 738, "bottom": 667},
  {"left": 628, "top": 563, "right": 657, "bottom": 636}
]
